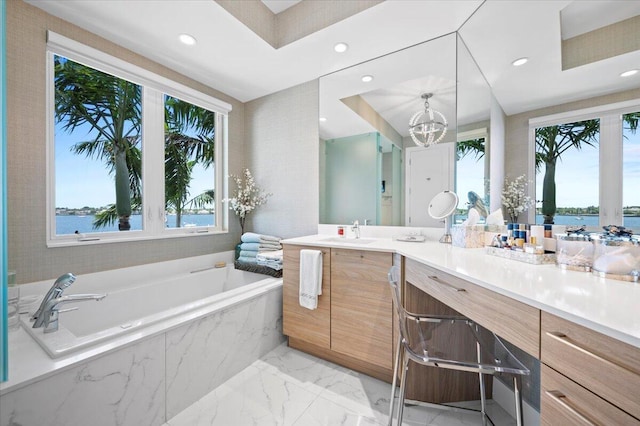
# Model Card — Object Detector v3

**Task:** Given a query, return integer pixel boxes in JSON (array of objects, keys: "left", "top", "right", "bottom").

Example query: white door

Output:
[{"left": 405, "top": 144, "right": 455, "bottom": 227}]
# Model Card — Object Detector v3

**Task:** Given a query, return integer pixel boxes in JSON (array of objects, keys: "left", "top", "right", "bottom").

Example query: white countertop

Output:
[{"left": 282, "top": 233, "right": 640, "bottom": 350}]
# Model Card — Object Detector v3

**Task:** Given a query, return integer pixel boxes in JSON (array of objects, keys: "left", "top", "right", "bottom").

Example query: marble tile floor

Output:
[{"left": 165, "top": 343, "right": 517, "bottom": 426}]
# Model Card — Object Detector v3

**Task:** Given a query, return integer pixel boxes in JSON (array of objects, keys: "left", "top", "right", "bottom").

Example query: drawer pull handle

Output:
[
  {"left": 546, "top": 332, "right": 636, "bottom": 377},
  {"left": 545, "top": 390, "right": 596, "bottom": 426},
  {"left": 428, "top": 275, "right": 466, "bottom": 292}
]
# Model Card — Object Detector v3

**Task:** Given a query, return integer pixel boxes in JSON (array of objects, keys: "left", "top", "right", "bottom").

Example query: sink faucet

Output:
[
  {"left": 352, "top": 220, "right": 360, "bottom": 239},
  {"left": 34, "top": 293, "right": 107, "bottom": 333},
  {"left": 31, "top": 272, "right": 107, "bottom": 333}
]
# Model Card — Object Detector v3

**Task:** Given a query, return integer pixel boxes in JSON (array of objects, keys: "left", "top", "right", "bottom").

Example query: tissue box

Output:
[
  {"left": 451, "top": 224, "right": 506, "bottom": 248},
  {"left": 451, "top": 225, "right": 485, "bottom": 248}
]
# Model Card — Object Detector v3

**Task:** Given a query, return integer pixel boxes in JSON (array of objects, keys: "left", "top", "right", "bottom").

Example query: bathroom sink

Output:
[{"left": 321, "top": 237, "right": 376, "bottom": 245}]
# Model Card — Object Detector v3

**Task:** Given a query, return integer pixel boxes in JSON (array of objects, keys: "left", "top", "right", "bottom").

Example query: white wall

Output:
[{"left": 245, "top": 80, "right": 319, "bottom": 239}]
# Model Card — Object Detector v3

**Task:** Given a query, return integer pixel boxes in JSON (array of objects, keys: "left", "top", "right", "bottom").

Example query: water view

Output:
[{"left": 56, "top": 214, "right": 215, "bottom": 235}]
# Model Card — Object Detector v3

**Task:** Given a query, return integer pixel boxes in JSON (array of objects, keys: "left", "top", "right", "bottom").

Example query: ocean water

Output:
[{"left": 56, "top": 214, "right": 215, "bottom": 235}]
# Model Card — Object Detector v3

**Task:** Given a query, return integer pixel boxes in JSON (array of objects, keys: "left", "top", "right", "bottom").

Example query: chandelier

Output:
[{"left": 408, "top": 93, "right": 448, "bottom": 147}]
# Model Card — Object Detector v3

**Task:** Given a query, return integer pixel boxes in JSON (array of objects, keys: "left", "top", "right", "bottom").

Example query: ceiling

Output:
[{"left": 27, "top": 0, "right": 640, "bottom": 120}]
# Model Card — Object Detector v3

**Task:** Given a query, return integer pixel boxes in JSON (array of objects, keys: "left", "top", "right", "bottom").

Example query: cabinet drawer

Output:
[
  {"left": 283, "top": 245, "right": 332, "bottom": 348},
  {"left": 405, "top": 258, "right": 540, "bottom": 357},
  {"left": 541, "top": 364, "right": 639, "bottom": 425},
  {"left": 541, "top": 312, "right": 640, "bottom": 420}
]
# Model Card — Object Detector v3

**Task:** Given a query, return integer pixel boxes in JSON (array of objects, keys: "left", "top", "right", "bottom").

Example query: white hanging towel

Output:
[{"left": 299, "top": 249, "right": 323, "bottom": 310}]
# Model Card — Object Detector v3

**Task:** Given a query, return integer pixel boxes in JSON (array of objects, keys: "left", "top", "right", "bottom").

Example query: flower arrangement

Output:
[
  {"left": 225, "top": 168, "right": 272, "bottom": 234},
  {"left": 502, "top": 175, "right": 535, "bottom": 223}
]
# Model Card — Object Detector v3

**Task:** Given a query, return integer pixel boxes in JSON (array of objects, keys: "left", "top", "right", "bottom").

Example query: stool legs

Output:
[
  {"left": 476, "top": 340, "right": 488, "bottom": 426},
  {"left": 396, "top": 352, "right": 409, "bottom": 426},
  {"left": 388, "top": 336, "right": 403, "bottom": 426},
  {"left": 514, "top": 376, "right": 523, "bottom": 426}
]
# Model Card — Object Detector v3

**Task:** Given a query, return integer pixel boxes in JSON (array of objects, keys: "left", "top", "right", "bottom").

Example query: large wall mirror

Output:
[{"left": 319, "top": 32, "right": 492, "bottom": 227}]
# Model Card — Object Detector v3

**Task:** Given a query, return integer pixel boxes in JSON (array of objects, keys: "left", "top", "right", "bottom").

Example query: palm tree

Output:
[
  {"left": 54, "top": 55, "right": 141, "bottom": 231},
  {"left": 536, "top": 113, "right": 639, "bottom": 224},
  {"left": 164, "top": 96, "right": 216, "bottom": 227},
  {"left": 456, "top": 137, "right": 485, "bottom": 160},
  {"left": 56, "top": 57, "right": 217, "bottom": 231}
]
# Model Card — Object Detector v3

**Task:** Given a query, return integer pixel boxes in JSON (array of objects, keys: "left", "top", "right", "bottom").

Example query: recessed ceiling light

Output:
[
  {"left": 512, "top": 57, "right": 528, "bottom": 67},
  {"left": 178, "top": 33, "right": 197, "bottom": 46},
  {"left": 361, "top": 75, "right": 374, "bottom": 83},
  {"left": 620, "top": 69, "right": 638, "bottom": 77},
  {"left": 319, "top": 117, "right": 327, "bottom": 122},
  {"left": 334, "top": 42, "right": 349, "bottom": 53}
]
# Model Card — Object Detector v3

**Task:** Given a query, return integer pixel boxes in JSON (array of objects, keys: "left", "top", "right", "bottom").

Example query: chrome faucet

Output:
[
  {"left": 31, "top": 273, "right": 76, "bottom": 324},
  {"left": 31, "top": 272, "right": 107, "bottom": 333},
  {"left": 352, "top": 220, "right": 360, "bottom": 239},
  {"left": 35, "top": 294, "right": 107, "bottom": 333}
]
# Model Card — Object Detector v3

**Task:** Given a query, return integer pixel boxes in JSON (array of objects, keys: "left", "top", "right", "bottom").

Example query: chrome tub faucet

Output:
[{"left": 32, "top": 273, "right": 107, "bottom": 333}]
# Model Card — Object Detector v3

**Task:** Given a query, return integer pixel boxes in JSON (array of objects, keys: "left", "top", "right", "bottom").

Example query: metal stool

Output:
[{"left": 387, "top": 265, "right": 529, "bottom": 425}]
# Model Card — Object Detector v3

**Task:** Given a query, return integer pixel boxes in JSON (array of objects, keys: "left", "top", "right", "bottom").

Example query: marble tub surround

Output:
[
  {"left": 166, "top": 343, "right": 517, "bottom": 426},
  {"left": 1, "top": 252, "right": 284, "bottom": 426},
  {"left": 165, "top": 286, "right": 285, "bottom": 418},
  {"left": 1, "top": 334, "right": 166, "bottom": 426},
  {"left": 283, "top": 233, "right": 640, "bottom": 349}
]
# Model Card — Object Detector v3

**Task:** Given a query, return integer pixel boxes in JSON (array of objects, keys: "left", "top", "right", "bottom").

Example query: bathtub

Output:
[
  {"left": 20, "top": 263, "right": 281, "bottom": 359},
  {"left": 3, "top": 253, "right": 285, "bottom": 425}
]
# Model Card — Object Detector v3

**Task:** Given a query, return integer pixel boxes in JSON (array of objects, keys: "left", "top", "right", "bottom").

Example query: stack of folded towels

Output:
[{"left": 237, "top": 232, "right": 283, "bottom": 271}]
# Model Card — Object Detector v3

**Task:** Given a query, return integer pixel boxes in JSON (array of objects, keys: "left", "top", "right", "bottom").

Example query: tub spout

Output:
[
  {"left": 33, "top": 293, "right": 107, "bottom": 333},
  {"left": 31, "top": 273, "right": 76, "bottom": 325}
]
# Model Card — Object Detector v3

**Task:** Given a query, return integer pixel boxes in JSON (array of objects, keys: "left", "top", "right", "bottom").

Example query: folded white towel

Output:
[
  {"left": 299, "top": 249, "right": 323, "bottom": 310},
  {"left": 256, "top": 259, "right": 283, "bottom": 271},
  {"left": 256, "top": 250, "right": 283, "bottom": 262}
]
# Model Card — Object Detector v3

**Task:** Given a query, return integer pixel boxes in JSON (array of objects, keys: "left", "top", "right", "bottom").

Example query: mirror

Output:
[{"left": 319, "top": 31, "right": 492, "bottom": 226}]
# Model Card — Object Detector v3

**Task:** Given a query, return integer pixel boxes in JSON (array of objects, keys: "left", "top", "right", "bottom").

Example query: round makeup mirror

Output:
[{"left": 428, "top": 190, "right": 459, "bottom": 243}]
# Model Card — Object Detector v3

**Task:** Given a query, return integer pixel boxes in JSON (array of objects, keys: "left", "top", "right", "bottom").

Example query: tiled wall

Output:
[{"left": 245, "top": 80, "right": 320, "bottom": 239}]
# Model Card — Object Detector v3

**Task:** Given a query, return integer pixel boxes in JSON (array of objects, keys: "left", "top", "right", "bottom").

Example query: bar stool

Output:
[{"left": 387, "top": 265, "right": 529, "bottom": 426}]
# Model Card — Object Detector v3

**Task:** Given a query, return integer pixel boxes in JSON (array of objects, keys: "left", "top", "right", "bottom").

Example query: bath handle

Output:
[{"left": 58, "top": 307, "right": 79, "bottom": 314}]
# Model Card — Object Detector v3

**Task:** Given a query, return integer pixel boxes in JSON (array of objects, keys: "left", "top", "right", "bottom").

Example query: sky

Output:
[{"left": 55, "top": 123, "right": 213, "bottom": 209}]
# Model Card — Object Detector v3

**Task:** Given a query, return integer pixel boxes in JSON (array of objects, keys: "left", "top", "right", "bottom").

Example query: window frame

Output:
[
  {"left": 46, "top": 31, "right": 231, "bottom": 247},
  {"left": 528, "top": 98, "right": 640, "bottom": 228}
]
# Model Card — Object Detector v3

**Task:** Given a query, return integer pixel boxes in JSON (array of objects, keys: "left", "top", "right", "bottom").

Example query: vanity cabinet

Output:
[
  {"left": 282, "top": 244, "right": 394, "bottom": 381},
  {"left": 540, "top": 312, "right": 640, "bottom": 424},
  {"left": 282, "top": 245, "right": 332, "bottom": 348},
  {"left": 330, "top": 248, "right": 393, "bottom": 370},
  {"left": 405, "top": 258, "right": 540, "bottom": 357}
]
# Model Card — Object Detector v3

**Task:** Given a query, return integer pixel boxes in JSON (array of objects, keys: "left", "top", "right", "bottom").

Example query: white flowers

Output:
[
  {"left": 502, "top": 175, "right": 535, "bottom": 223},
  {"left": 225, "top": 168, "right": 271, "bottom": 220}
]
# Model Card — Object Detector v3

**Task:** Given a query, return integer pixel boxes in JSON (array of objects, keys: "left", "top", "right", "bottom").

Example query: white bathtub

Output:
[{"left": 20, "top": 263, "right": 281, "bottom": 359}]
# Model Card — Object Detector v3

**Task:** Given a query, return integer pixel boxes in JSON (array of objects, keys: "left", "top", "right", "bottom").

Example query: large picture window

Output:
[
  {"left": 47, "top": 32, "right": 230, "bottom": 246},
  {"left": 530, "top": 102, "right": 639, "bottom": 228}
]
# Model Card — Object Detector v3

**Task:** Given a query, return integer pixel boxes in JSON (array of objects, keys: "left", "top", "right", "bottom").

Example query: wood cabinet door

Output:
[
  {"left": 330, "top": 248, "right": 393, "bottom": 370},
  {"left": 283, "top": 245, "right": 331, "bottom": 348}
]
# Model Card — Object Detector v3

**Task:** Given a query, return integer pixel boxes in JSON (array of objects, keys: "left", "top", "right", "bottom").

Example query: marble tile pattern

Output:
[
  {"left": 165, "top": 287, "right": 285, "bottom": 419},
  {"left": 0, "top": 285, "right": 284, "bottom": 426},
  {"left": 167, "top": 343, "right": 518, "bottom": 426},
  {"left": 0, "top": 334, "right": 166, "bottom": 426}
]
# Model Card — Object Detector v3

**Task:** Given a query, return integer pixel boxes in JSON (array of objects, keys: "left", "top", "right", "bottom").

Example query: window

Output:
[
  {"left": 534, "top": 119, "right": 600, "bottom": 226},
  {"left": 47, "top": 32, "right": 231, "bottom": 246},
  {"left": 455, "top": 129, "right": 488, "bottom": 223},
  {"left": 529, "top": 101, "right": 640, "bottom": 229},
  {"left": 623, "top": 111, "right": 640, "bottom": 228}
]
